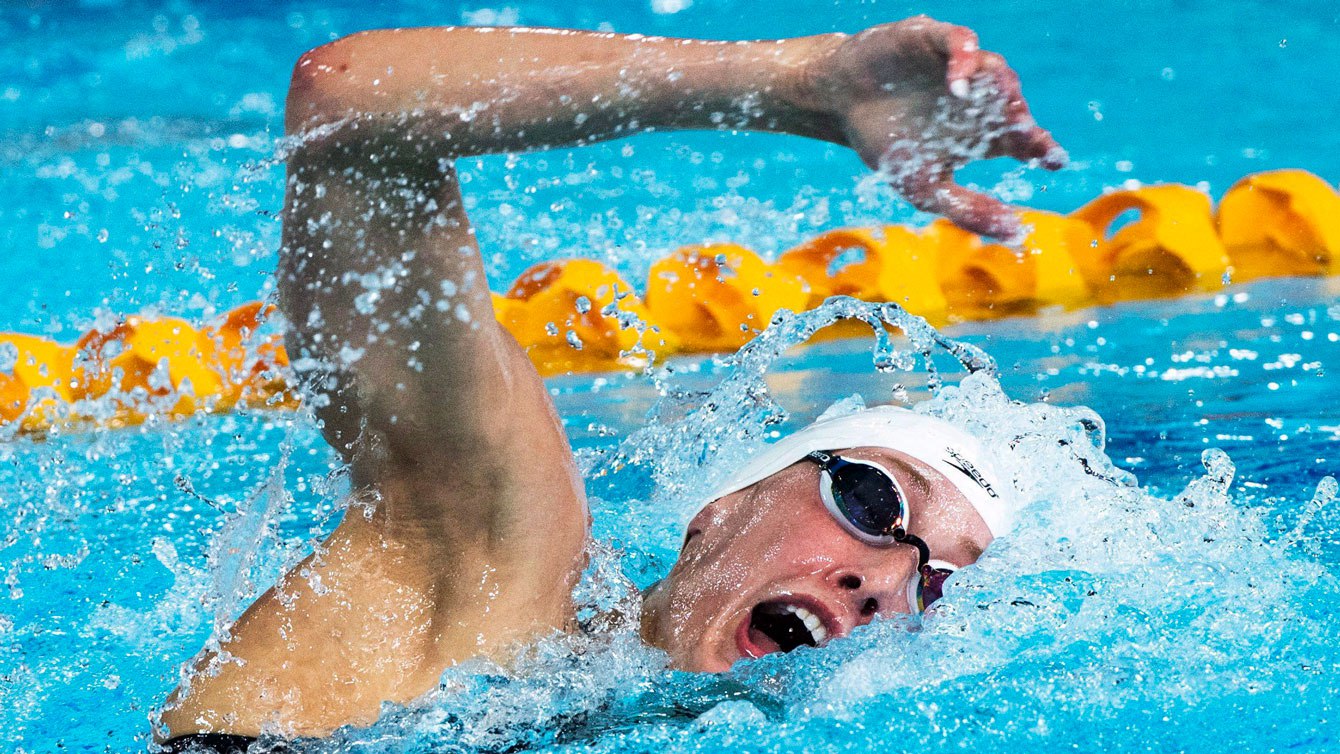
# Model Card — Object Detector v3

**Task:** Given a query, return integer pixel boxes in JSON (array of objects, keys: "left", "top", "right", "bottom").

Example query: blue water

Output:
[{"left": 1, "top": 0, "right": 1338, "bottom": 751}]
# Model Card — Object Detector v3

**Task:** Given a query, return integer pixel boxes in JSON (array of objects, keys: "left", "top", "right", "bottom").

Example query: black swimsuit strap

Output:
[{"left": 160, "top": 734, "right": 264, "bottom": 753}]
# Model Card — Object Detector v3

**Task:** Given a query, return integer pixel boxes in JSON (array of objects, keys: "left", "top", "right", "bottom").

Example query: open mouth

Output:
[{"left": 739, "top": 599, "right": 833, "bottom": 657}]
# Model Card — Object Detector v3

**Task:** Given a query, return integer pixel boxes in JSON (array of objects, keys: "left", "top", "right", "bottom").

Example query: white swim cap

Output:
[{"left": 706, "top": 406, "right": 1014, "bottom": 537}]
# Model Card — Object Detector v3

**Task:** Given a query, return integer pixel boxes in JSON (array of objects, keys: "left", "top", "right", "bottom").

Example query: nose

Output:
[
  {"left": 832, "top": 572, "right": 879, "bottom": 619},
  {"left": 830, "top": 564, "right": 915, "bottom": 624}
]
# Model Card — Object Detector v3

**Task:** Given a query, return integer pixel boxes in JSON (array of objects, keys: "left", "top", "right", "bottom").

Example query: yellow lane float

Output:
[
  {"left": 0, "top": 333, "right": 76, "bottom": 402},
  {"left": 203, "top": 301, "right": 292, "bottom": 409},
  {"left": 73, "top": 308, "right": 289, "bottom": 420},
  {"left": 0, "top": 373, "right": 27, "bottom": 424},
  {"left": 923, "top": 219, "right": 1031, "bottom": 318},
  {"left": 1217, "top": 169, "right": 1340, "bottom": 281},
  {"left": 1071, "top": 183, "right": 1230, "bottom": 301},
  {"left": 111, "top": 317, "right": 226, "bottom": 416},
  {"left": 2, "top": 169, "right": 1337, "bottom": 435},
  {"left": 0, "top": 306, "right": 292, "bottom": 434},
  {"left": 0, "top": 334, "right": 77, "bottom": 432},
  {"left": 777, "top": 226, "right": 945, "bottom": 337},
  {"left": 646, "top": 244, "right": 807, "bottom": 352},
  {"left": 1016, "top": 210, "right": 1097, "bottom": 308},
  {"left": 915, "top": 211, "right": 1093, "bottom": 320},
  {"left": 499, "top": 259, "right": 676, "bottom": 375}
]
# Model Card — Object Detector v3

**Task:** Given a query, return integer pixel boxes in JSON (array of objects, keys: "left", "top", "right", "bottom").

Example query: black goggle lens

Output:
[{"left": 828, "top": 462, "right": 906, "bottom": 537}]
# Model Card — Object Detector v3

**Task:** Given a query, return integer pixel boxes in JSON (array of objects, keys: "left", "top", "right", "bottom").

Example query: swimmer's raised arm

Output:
[
  {"left": 277, "top": 17, "right": 1063, "bottom": 523},
  {"left": 289, "top": 19, "right": 1062, "bottom": 237},
  {"left": 160, "top": 20, "right": 1061, "bottom": 741}
]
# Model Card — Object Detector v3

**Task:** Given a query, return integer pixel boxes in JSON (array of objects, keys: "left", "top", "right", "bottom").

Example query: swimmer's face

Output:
[{"left": 639, "top": 446, "right": 993, "bottom": 673}]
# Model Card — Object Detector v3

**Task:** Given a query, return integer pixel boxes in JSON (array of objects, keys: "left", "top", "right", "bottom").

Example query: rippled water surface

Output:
[{"left": 2, "top": 0, "right": 1338, "bottom": 751}]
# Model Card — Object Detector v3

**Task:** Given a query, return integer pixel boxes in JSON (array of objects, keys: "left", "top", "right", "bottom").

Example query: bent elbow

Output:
[{"left": 284, "top": 36, "right": 362, "bottom": 135}]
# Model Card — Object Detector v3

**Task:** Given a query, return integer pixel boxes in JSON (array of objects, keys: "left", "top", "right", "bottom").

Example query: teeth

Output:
[
  {"left": 782, "top": 604, "right": 829, "bottom": 645},
  {"left": 800, "top": 611, "right": 821, "bottom": 632}
]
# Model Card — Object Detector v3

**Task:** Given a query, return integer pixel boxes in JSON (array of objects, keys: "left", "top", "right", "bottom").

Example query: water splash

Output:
[
  {"left": 272, "top": 296, "right": 1340, "bottom": 753},
  {"left": 596, "top": 297, "right": 994, "bottom": 515}
]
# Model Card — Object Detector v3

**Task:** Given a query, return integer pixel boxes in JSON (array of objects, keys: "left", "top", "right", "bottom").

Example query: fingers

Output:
[
  {"left": 999, "top": 124, "right": 1068, "bottom": 169},
  {"left": 899, "top": 173, "right": 1023, "bottom": 240},
  {"left": 938, "top": 26, "right": 982, "bottom": 97},
  {"left": 977, "top": 52, "right": 1027, "bottom": 119},
  {"left": 883, "top": 18, "right": 1069, "bottom": 196},
  {"left": 974, "top": 51, "right": 1068, "bottom": 170}
]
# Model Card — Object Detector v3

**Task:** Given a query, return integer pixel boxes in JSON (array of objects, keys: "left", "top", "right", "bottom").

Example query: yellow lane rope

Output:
[{"left": 3, "top": 169, "right": 1337, "bottom": 434}]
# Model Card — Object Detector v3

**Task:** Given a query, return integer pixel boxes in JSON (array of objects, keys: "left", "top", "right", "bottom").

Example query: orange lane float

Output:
[
  {"left": 776, "top": 226, "right": 944, "bottom": 313},
  {"left": 0, "top": 333, "right": 77, "bottom": 432},
  {"left": 202, "top": 301, "right": 293, "bottom": 409},
  {"left": 923, "top": 219, "right": 1035, "bottom": 318},
  {"left": 0, "top": 333, "right": 76, "bottom": 400},
  {"left": 1, "top": 306, "right": 293, "bottom": 434},
  {"left": 0, "top": 373, "right": 27, "bottom": 424},
  {"left": 1015, "top": 210, "right": 1097, "bottom": 308},
  {"left": 72, "top": 308, "right": 290, "bottom": 421},
  {"left": 2, "top": 169, "right": 1337, "bottom": 434}
]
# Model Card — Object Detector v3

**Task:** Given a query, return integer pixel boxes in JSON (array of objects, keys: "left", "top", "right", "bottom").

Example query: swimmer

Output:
[{"left": 158, "top": 17, "right": 1062, "bottom": 749}]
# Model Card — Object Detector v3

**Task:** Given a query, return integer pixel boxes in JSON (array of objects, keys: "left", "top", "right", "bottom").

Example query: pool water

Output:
[{"left": 2, "top": 0, "right": 1338, "bottom": 751}]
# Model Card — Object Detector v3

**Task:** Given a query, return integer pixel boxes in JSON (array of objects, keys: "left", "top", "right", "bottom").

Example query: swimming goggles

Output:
[{"left": 805, "top": 450, "right": 955, "bottom": 612}]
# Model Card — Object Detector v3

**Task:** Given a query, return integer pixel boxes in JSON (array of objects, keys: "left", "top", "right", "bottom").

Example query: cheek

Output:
[
  {"left": 665, "top": 481, "right": 853, "bottom": 618},
  {"left": 663, "top": 515, "right": 787, "bottom": 623},
  {"left": 669, "top": 535, "right": 761, "bottom": 609},
  {"left": 766, "top": 536, "right": 849, "bottom": 588},
  {"left": 751, "top": 499, "right": 853, "bottom": 564},
  {"left": 702, "top": 515, "right": 849, "bottom": 592}
]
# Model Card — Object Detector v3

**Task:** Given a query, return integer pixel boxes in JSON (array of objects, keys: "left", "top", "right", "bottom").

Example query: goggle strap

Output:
[{"left": 898, "top": 532, "right": 931, "bottom": 571}]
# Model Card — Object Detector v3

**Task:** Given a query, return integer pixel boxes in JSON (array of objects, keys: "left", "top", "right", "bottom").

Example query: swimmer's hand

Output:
[{"left": 796, "top": 17, "right": 1067, "bottom": 239}]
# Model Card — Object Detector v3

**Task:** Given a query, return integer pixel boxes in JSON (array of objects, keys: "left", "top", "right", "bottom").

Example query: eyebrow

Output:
[{"left": 883, "top": 453, "right": 933, "bottom": 498}]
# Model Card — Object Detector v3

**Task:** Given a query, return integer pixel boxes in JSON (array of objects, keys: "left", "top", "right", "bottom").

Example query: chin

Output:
[
  {"left": 655, "top": 627, "right": 730, "bottom": 674},
  {"left": 685, "top": 646, "right": 734, "bottom": 674},
  {"left": 648, "top": 612, "right": 738, "bottom": 674}
]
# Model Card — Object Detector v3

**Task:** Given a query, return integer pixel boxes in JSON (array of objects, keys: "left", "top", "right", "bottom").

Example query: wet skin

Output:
[
  {"left": 160, "top": 18, "right": 1056, "bottom": 740},
  {"left": 642, "top": 447, "right": 993, "bottom": 672}
]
